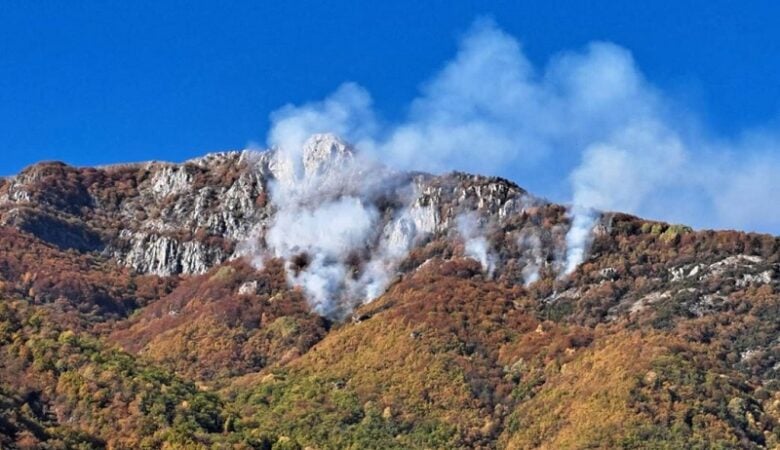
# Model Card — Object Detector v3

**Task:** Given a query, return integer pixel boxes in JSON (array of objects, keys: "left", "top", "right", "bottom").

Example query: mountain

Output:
[{"left": 0, "top": 134, "right": 779, "bottom": 449}]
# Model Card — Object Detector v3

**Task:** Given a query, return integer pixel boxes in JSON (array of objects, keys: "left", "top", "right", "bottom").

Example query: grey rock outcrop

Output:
[{"left": 0, "top": 134, "right": 574, "bottom": 279}]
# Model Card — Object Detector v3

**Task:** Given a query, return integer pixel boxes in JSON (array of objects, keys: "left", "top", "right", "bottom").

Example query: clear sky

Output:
[{"left": 2, "top": 1, "right": 780, "bottom": 232}]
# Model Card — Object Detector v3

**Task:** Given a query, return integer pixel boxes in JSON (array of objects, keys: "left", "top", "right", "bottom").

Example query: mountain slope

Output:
[{"left": 0, "top": 136, "right": 779, "bottom": 448}]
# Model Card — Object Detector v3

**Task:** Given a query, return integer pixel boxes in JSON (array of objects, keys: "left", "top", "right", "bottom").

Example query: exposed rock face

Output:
[
  {"left": 0, "top": 134, "right": 578, "bottom": 280},
  {"left": 264, "top": 133, "right": 356, "bottom": 184},
  {"left": 301, "top": 133, "right": 355, "bottom": 178},
  {"left": 0, "top": 152, "right": 269, "bottom": 275},
  {"left": 113, "top": 231, "right": 230, "bottom": 276},
  {"left": 410, "top": 172, "right": 537, "bottom": 232}
]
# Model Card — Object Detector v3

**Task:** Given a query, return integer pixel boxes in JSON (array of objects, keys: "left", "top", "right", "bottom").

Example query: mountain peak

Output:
[
  {"left": 266, "top": 133, "right": 356, "bottom": 184},
  {"left": 301, "top": 133, "right": 355, "bottom": 178}
]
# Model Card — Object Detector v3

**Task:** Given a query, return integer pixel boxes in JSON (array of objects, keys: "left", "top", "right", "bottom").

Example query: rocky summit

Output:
[{"left": 1, "top": 135, "right": 780, "bottom": 449}]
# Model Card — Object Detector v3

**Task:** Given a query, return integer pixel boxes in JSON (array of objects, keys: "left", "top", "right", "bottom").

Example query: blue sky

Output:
[{"left": 2, "top": 1, "right": 780, "bottom": 232}]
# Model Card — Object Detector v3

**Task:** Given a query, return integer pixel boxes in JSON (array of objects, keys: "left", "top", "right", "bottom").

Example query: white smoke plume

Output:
[
  {"left": 248, "top": 134, "right": 426, "bottom": 318},
  {"left": 561, "top": 121, "right": 689, "bottom": 272},
  {"left": 261, "top": 17, "right": 780, "bottom": 231},
  {"left": 266, "top": 196, "right": 377, "bottom": 316},
  {"left": 267, "top": 83, "right": 378, "bottom": 180},
  {"left": 456, "top": 212, "right": 496, "bottom": 275},
  {"left": 248, "top": 17, "right": 780, "bottom": 314},
  {"left": 358, "top": 207, "right": 423, "bottom": 299},
  {"left": 516, "top": 230, "right": 544, "bottom": 285},
  {"left": 562, "top": 206, "right": 598, "bottom": 275}
]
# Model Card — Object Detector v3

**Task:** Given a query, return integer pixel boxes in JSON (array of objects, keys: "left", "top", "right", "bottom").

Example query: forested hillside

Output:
[{"left": 1, "top": 143, "right": 780, "bottom": 449}]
